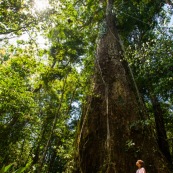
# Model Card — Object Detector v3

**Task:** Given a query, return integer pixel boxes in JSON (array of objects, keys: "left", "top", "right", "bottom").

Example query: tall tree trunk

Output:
[
  {"left": 74, "top": 0, "right": 171, "bottom": 173},
  {"left": 150, "top": 95, "right": 172, "bottom": 165}
]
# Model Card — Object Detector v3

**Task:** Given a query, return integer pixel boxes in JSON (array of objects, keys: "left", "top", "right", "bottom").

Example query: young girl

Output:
[{"left": 136, "top": 160, "right": 146, "bottom": 173}]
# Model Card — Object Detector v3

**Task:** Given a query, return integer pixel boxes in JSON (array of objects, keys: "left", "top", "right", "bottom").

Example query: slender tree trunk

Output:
[
  {"left": 74, "top": 0, "right": 171, "bottom": 173},
  {"left": 47, "top": 149, "right": 56, "bottom": 173},
  {"left": 150, "top": 95, "right": 172, "bottom": 165},
  {"left": 37, "top": 78, "right": 66, "bottom": 172}
]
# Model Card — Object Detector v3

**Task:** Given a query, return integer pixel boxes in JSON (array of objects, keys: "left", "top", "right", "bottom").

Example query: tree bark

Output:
[{"left": 74, "top": 0, "right": 171, "bottom": 173}]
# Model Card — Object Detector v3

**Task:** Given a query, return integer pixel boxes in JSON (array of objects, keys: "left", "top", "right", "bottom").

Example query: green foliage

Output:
[
  {"left": 0, "top": 163, "right": 14, "bottom": 173},
  {"left": 126, "top": 28, "right": 173, "bottom": 100},
  {"left": 113, "top": 0, "right": 170, "bottom": 48},
  {"left": 0, "top": 0, "right": 36, "bottom": 35},
  {"left": 0, "top": 0, "right": 173, "bottom": 172},
  {"left": 0, "top": 162, "right": 30, "bottom": 173}
]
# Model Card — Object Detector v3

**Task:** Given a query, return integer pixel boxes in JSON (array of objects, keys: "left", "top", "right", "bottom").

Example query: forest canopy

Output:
[{"left": 0, "top": 0, "right": 173, "bottom": 172}]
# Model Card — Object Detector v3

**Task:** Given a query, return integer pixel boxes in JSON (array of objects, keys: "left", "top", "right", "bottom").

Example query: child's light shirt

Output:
[{"left": 136, "top": 167, "right": 146, "bottom": 173}]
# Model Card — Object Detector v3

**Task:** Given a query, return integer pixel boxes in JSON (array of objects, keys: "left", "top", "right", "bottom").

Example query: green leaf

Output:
[
  {"left": 0, "top": 166, "right": 5, "bottom": 173},
  {"left": 0, "top": 163, "right": 14, "bottom": 173},
  {"left": 13, "top": 167, "right": 26, "bottom": 173}
]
